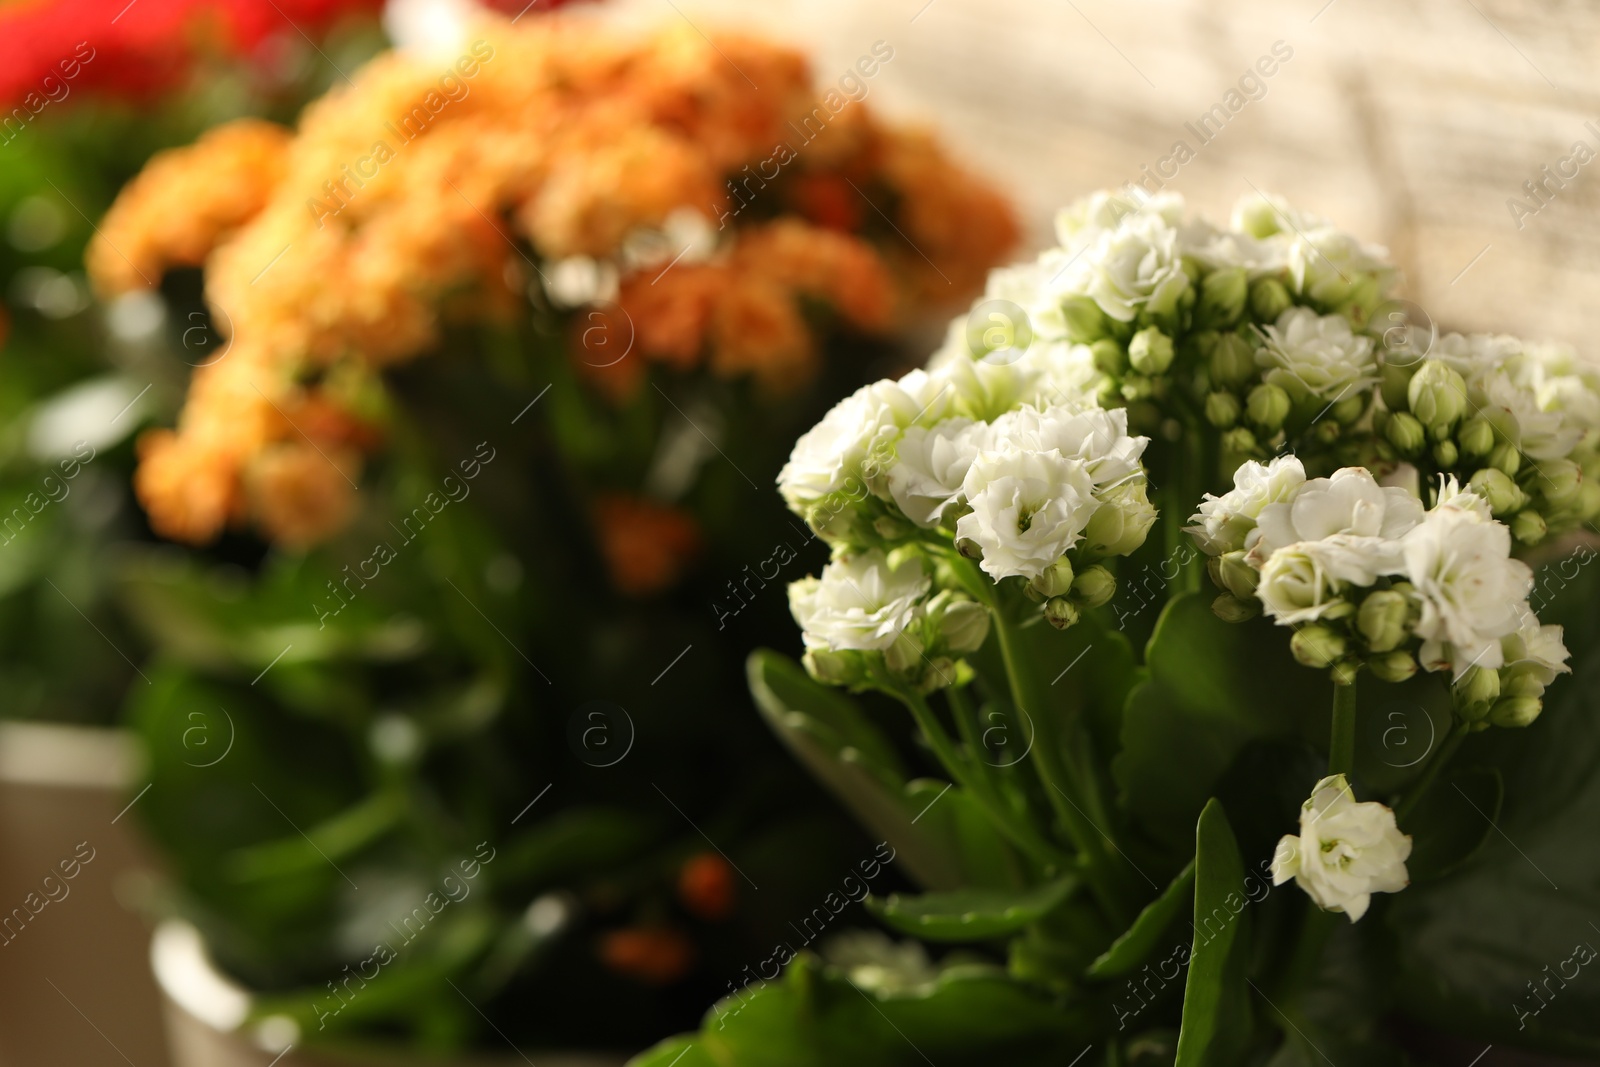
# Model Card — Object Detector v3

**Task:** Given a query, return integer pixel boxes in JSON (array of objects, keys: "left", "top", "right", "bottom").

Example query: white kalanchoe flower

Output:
[
  {"left": 1271, "top": 774, "right": 1411, "bottom": 922},
  {"left": 1500, "top": 603, "right": 1571, "bottom": 686},
  {"left": 1432, "top": 475, "right": 1493, "bottom": 521},
  {"left": 988, "top": 405, "right": 1149, "bottom": 493},
  {"left": 788, "top": 550, "right": 930, "bottom": 653},
  {"left": 1066, "top": 210, "right": 1190, "bottom": 323},
  {"left": 1253, "top": 466, "right": 1425, "bottom": 561},
  {"left": 957, "top": 449, "right": 1099, "bottom": 581},
  {"left": 886, "top": 418, "right": 990, "bottom": 528},
  {"left": 1400, "top": 506, "right": 1533, "bottom": 675},
  {"left": 1187, "top": 455, "right": 1307, "bottom": 556},
  {"left": 1255, "top": 540, "right": 1355, "bottom": 625},
  {"left": 1255, "top": 306, "right": 1379, "bottom": 401},
  {"left": 778, "top": 374, "right": 951, "bottom": 515}
]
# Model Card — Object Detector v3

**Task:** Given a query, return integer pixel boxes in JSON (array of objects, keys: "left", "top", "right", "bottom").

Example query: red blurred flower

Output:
[{"left": 0, "top": 0, "right": 381, "bottom": 109}]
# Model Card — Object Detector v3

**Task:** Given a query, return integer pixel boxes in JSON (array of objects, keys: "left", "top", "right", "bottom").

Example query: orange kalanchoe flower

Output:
[
  {"left": 89, "top": 16, "right": 1016, "bottom": 549},
  {"left": 592, "top": 494, "right": 702, "bottom": 597},
  {"left": 89, "top": 119, "right": 292, "bottom": 295},
  {"left": 598, "top": 926, "right": 696, "bottom": 986},
  {"left": 677, "top": 852, "right": 737, "bottom": 922}
]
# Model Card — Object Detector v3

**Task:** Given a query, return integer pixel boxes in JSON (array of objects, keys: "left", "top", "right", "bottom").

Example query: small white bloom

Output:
[
  {"left": 1255, "top": 541, "right": 1350, "bottom": 624},
  {"left": 989, "top": 405, "right": 1149, "bottom": 494},
  {"left": 1401, "top": 506, "right": 1533, "bottom": 675},
  {"left": 931, "top": 354, "right": 1040, "bottom": 423},
  {"left": 887, "top": 418, "right": 990, "bottom": 527},
  {"left": 957, "top": 449, "right": 1098, "bottom": 581},
  {"left": 1082, "top": 478, "right": 1157, "bottom": 558},
  {"left": 1253, "top": 467, "right": 1424, "bottom": 561},
  {"left": 1054, "top": 189, "right": 1186, "bottom": 250},
  {"left": 1066, "top": 211, "right": 1190, "bottom": 323},
  {"left": 545, "top": 256, "right": 619, "bottom": 309},
  {"left": 1431, "top": 475, "right": 1492, "bottom": 521},
  {"left": 1271, "top": 774, "right": 1411, "bottom": 922},
  {"left": 1255, "top": 307, "right": 1378, "bottom": 401},
  {"left": 1187, "top": 455, "right": 1307, "bottom": 556},
  {"left": 778, "top": 377, "right": 948, "bottom": 513},
  {"left": 789, "top": 551, "right": 930, "bottom": 653},
  {"left": 1016, "top": 339, "right": 1104, "bottom": 410},
  {"left": 1500, "top": 602, "right": 1571, "bottom": 687}
]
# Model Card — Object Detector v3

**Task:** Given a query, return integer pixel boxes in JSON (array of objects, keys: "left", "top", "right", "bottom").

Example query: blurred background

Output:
[{"left": 1, "top": 0, "right": 1597, "bottom": 1065}]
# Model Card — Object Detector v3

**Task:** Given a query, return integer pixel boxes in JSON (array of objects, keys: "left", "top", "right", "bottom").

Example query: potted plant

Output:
[
  {"left": 642, "top": 191, "right": 1600, "bottom": 1065},
  {"left": 85, "top": 11, "right": 1018, "bottom": 1062}
]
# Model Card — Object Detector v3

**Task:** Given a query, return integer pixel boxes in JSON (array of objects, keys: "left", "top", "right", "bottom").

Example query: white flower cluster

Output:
[
  {"left": 779, "top": 326, "right": 1158, "bottom": 688},
  {"left": 1378, "top": 332, "right": 1600, "bottom": 545},
  {"left": 1189, "top": 456, "right": 1569, "bottom": 725},
  {"left": 1271, "top": 774, "right": 1411, "bottom": 923}
]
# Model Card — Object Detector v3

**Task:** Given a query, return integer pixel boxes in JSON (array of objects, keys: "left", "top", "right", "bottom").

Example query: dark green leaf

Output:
[
  {"left": 1402, "top": 766, "right": 1502, "bottom": 882},
  {"left": 1089, "top": 859, "right": 1195, "bottom": 978},
  {"left": 1175, "top": 799, "right": 1251, "bottom": 1067},
  {"left": 626, "top": 952, "right": 1093, "bottom": 1067},
  {"left": 867, "top": 876, "right": 1076, "bottom": 942}
]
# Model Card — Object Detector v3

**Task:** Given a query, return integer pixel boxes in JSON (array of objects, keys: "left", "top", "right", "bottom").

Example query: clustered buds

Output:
[
  {"left": 1374, "top": 338, "right": 1600, "bottom": 547},
  {"left": 1188, "top": 458, "right": 1570, "bottom": 728}
]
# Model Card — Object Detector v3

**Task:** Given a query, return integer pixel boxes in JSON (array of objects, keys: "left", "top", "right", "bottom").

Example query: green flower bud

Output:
[
  {"left": 1332, "top": 393, "right": 1367, "bottom": 425},
  {"left": 1368, "top": 650, "right": 1418, "bottom": 683},
  {"left": 1061, "top": 295, "right": 1108, "bottom": 342},
  {"left": 1468, "top": 468, "right": 1524, "bottom": 516},
  {"left": 1406, "top": 360, "right": 1469, "bottom": 429},
  {"left": 1250, "top": 278, "right": 1292, "bottom": 322},
  {"left": 1197, "top": 266, "right": 1249, "bottom": 327},
  {"left": 1089, "top": 338, "right": 1126, "bottom": 376},
  {"left": 1329, "top": 658, "right": 1362, "bottom": 687},
  {"left": 925, "top": 591, "right": 991, "bottom": 654},
  {"left": 1321, "top": 599, "right": 1356, "bottom": 620},
  {"left": 1221, "top": 426, "right": 1258, "bottom": 456},
  {"left": 1490, "top": 441, "right": 1521, "bottom": 477},
  {"left": 873, "top": 514, "right": 910, "bottom": 540},
  {"left": 1454, "top": 665, "right": 1501, "bottom": 712},
  {"left": 1532, "top": 458, "right": 1583, "bottom": 507},
  {"left": 956, "top": 536, "right": 983, "bottom": 559},
  {"left": 940, "top": 501, "right": 973, "bottom": 533},
  {"left": 1576, "top": 479, "right": 1600, "bottom": 521},
  {"left": 1432, "top": 440, "right": 1459, "bottom": 468},
  {"left": 1205, "top": 391, "right": 1241, "bottom": 428},
  {"left": 1044, "top": 596, "right": 1081, "bottom": 630},
  {"left": 1291, "top": 624, "right": 1346, "bottom": 669},
  {"left": 1488, "top": 695, "right": 1542, "bottom": 729},
  {"left": 1245, "top": 382, "right": 1291, "bottom": 432},
  {"left": 1510, "top": 508, "right": 1547, "bottom": 545},
  {"left": 1208, "top": 332, "right": 1256, "bottom": 387},
  {"left": 1030, "top": 557, "right": 1076, "bottom": 599},
  {"left": 1128, "top": 327, "right": 1175, "bottom": 375},
  {"left": 1357, "top": 589, "right": 1410, "bottom": 652},
  {"left": 1385, "top": 411, "right": 1426, "bottom": 456},
  {"left": 884, "top": 632, "right": 924, "bottom": 674},
  {"left": 1211, "top": 594, "right": 1259, "bottom": 624},
  {"left": 1380, "top": 361, "right": 1417, "bottom": 412},
  {"left": 1193, "top": 330, "right": 1221, "bottom": 359},
  {"left": 1092, "top": 374, "right": 1121, "bottom": 410},
  {"left": 803, "top": 648, "right": 868, "bottom": 688},
  {"left": 1501, "top": 663, "right": 1548, "bottom": 699},
  {"left": 1312, "top": 419, "right": 1342, "bottom": 447},
  {"left": 1213, "top": 551, "right": 1259, "bottom": 600},
  {"left": 1070, "top": 565, "right": 1117, "bottom": 609},
  {"left": 1457, "top": 417, "right": 1495, "bottom": 459},
  {"left": 1120, "top": 375, "right": 1155, "bottom": 402}
]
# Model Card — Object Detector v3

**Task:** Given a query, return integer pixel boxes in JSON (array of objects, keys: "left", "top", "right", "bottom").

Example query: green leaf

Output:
[
  {"left": 1116, "top": 594, "right": 1325, "bottom": 853},
  {"left": 1175, "top": 799, "right": 1252, "bottom": 1067},
  {"left": 1088, "top": 859, "right": 1195, "bottom": 978},
  {"left": 1402, "top": 766, "right": 1502, "bottom": 882},
  {"left": 625, "top": 952, "right": 1093, "bottom": 1067},
  {"left": 1389, "top": 646, "right": 1600, "bottom": 1056},
  {"left": 866, "top": 877, "right": 1076, "bottom": 942},
  {"left": 748, "top": 650, "right": 966, "bottom": 890},
  {"left": 900, "top": 778, "right": 1023, "bottom": 891}
]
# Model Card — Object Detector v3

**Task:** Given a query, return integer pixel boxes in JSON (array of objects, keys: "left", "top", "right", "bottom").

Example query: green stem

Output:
[
  {"left": 987, "top": 597, "right": 1129, "bottom": 924},
  {"left": 1396, "top": 722, "right": 1469, "bottom": 821},
  {"left": 1327, "top": 678, "right": 1359, "bottom": 777},
  {"left": 894, "top": 684, "right": 1069, "bottom": 872}
]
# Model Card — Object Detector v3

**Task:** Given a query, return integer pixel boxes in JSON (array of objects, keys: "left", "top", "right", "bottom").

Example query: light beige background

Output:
[{"left": 602, "top": 0, "right": 1600, "bottom": 348}]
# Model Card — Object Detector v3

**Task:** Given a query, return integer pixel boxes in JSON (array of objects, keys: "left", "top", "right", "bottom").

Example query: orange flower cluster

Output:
[{"left": 89, "top": 15, "right": 1016, "bottom": 549}]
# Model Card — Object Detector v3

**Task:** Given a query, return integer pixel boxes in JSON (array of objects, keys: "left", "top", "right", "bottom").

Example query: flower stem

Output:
[
  {"left": 1327, "top": 677, "right": 1359, "bottom": 777},
  {"left": 987, "top": 597, "right": 1130, "bottom": 924},
  {"left": 1396, "top": 721, "right": 1469, "bottom": 821},
  {"left": 893, "top": 684, "right": 1070, "bottom": 872}
]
